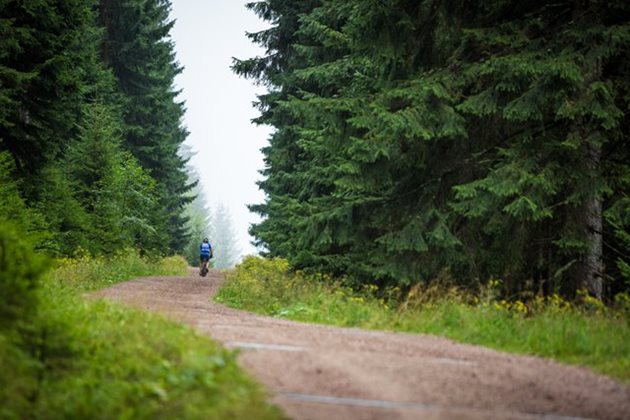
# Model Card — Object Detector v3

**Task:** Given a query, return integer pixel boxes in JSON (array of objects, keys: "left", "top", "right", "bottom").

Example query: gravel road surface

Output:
[{"left": 92, "top": 269, "right": 630, "bottom": 420}]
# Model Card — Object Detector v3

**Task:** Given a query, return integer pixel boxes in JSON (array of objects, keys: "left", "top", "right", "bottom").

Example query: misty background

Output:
[{"left": 171, "top": 1, "right": 270, "bottom": 259}]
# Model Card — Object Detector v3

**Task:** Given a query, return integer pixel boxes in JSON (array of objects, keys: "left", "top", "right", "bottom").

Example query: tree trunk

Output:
[
  {"left": 570, "top": 21, "right": 604, "bottom": 298},
  {"left": 577, "top": 140, "right": 603, "bottom": 299}
]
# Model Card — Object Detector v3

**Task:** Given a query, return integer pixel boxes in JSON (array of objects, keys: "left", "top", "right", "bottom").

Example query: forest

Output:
[
  {"left": 1, "top": 0, "right": 629, "bottom": 417},
  {"left": 0, "top": 0, "right": 194, "bottom": 257},
  {"left": 0, "top": 2, "right": 272, "bottom": 416},
  {"left": 236, "top": 0, "right": 630, "bottom": 300}
]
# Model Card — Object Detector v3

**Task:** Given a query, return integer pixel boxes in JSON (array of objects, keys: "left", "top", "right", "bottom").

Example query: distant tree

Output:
[
  {"left": 209, "top": 204, "right": 241, "bottom": 269},
  {"left": 180, "top": 144, "right": 212, "bottom": 266}
]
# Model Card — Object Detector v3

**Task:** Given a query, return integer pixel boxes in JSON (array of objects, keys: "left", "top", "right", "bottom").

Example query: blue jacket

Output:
[{"left": 200, "top": 242, "right": 212, "bottom": 257}]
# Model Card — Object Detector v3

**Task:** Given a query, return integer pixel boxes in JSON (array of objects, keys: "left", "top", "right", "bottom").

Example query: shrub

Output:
[
  {"left": 0, "top": 220, "right": 49, "bottom": 329},
  {"left": 1, "top": 250, "right": 280, "bottom": 418},
  {"left": 18, "top": 284, "right": 279, "bottom": 419}
]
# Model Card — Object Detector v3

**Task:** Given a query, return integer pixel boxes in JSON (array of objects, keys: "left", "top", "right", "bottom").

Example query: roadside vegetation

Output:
[
  {"left": 0, "top": 226, "right": 281, "bottom": 419},
  {"left": 237, "top": 0, "right": 629, "bottom": 303},
  {"left": 0, "top": 1, "right": 278, "bottom": 416},
  {"left": 50, "top": 250, "right": 188, "bottom": 291},
  {"left": 217, "top": 257, "right": 630, "bottom": 382}
]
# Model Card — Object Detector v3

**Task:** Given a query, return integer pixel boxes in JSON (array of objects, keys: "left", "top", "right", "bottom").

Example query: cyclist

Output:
[{"left": 199, "top": 238, "right": 213, "bottom": 273}]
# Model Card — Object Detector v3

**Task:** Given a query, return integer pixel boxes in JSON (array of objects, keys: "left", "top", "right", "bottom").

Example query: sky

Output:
[{"left": 169, "top": 1, "right": 271, "bottom": 257}]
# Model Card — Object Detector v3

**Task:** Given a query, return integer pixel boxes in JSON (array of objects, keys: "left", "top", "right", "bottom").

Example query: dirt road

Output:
[{"left": 93, "top": 270, "right": 630, "bottom": 420}]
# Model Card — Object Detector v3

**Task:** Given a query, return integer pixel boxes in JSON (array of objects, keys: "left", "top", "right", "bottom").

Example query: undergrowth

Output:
[
  {"left": 0, "top": 246, "right": 280, "bottom": 419},
  {"left": 2, "top": 284, "right": 279, "bottom": 419},
  {"left": 49, "top": 249, "right": 189, "bottom": 291},
  {"left": 216, "top": 256, "right": 630, "bottom": 381}
]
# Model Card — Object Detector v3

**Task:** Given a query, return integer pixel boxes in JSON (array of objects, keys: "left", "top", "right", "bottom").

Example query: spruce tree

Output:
[
  {"left": 0, "top": 0, "right": 196, "bottom": 257},
  {"left": 239, "top": 0, "right": 630, "bottom": 298},
  {"left": 234, "top": 0, "right": 323, "bottom": 259},
  {"left": 0, "top": 0, "right": 108, "bottom": 182},
  {"left": 100, "top": 0, "right": 193, "bottom": 253},
  {"left": 38, "top": 104, "right": 162, "bottom": 255}
]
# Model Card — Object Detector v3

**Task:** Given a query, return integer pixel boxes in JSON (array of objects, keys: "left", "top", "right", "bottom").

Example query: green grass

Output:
[
  {"left": 1, "top": 254, "right": 282, "bottom": 419},
  {"left": 49, "top": 248, "right": 189, "bottom": 291},
  {"left": 216, "top": 256, "right": 630, "bottom": 382}
]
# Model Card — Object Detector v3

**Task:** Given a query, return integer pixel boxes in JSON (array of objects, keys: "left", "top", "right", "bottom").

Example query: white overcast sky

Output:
[{"left": 170, "top": 1, "right": 271, "bottom": 256}]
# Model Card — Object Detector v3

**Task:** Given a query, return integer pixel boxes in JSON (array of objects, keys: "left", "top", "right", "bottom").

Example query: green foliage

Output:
[
  {"left": 218, "top": 257, "right": 630, "bottom": 381},
  {"left": 238, "top": 0, "right": 630, "bottom": 297},
  {"left": 0, "top": 0, "right": 194, "bottom": 258},
  {"left": 112, "top": 152, "right": 164, "bottom": 250},
  {"left": 36, "top": 165, "right": 92, "bottom": 255},
  {"left": 101, "top": 0, "right": 193, "bottom": 252},
  {"left": 1, "top": 272, "right": 279, "bottom": 419},
  {"left": 1, "top": 249, "right": 279, "bottom": 419},
  {"left": 0, "top": 152, "right": 49, "bottom": 243},
  {"left": 0, "top": 220, "right": 48, "bottom": 329},
  {"left": 0, "top": 333, "right": 34, "bottom": 417},
  {"left": 34, "top": 104, "right": 165, "bottom": 256},
  {"left": 0, "top": 0, "right": 107, "bottom": 176}
]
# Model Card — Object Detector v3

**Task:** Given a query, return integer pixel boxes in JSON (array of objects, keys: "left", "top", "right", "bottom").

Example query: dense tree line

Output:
[
  {"left": 237, "top": 0, "right": 630, "bottom": 299},
  {"left": 0, "top": 0, "right": 192, "bottom": 256}
]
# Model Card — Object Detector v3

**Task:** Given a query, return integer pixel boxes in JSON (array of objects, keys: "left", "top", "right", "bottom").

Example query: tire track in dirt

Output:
[{"left": 92, "top": 269, "right": 630, "bottom": 420}]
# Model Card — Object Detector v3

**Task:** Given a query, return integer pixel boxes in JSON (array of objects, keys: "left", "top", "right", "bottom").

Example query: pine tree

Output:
[
  {"left": 38, "top": 104, "right": 162, "bottom": 255},
  {"left": 0, "top": 0, "right": 197, "bottom": 258},
  {"left": 234, "top": 0, "right": 323, "bottom": 259}
]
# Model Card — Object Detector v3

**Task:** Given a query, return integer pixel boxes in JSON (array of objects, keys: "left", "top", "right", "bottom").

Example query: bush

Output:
[
  {"left": 0, "top": 220, "right": 49, "bottom": 329},
  {"left": 14, "top": 284, "right": 280, "bottom": 419},
  {"left": 1, "top": 248, "right": 280, "bottom": 418},
  {"left": 218, "top": 256, "right": 391, "bottom": 327}
]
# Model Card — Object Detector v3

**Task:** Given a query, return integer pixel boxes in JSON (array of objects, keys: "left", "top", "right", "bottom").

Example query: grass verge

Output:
[
  {"left": 49, "top": 249, "right": 189, "bottom": 291},
  {"left": 1, "top": 253, "right": 281, "bottom": 419},
  {"left": 216, "top": 256, "right": 630, "bottom": 382}
]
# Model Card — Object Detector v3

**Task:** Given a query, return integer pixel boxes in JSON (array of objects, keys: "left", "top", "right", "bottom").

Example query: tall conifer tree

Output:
[
  {"left": 100, "top": 0, "right": 192, "bottom": 252},
  {"left": 239, "top": 0, "right": 630, "bottom": 298},
  {"left": 0, "top": 0, "right": 106, "bottom": 182}
]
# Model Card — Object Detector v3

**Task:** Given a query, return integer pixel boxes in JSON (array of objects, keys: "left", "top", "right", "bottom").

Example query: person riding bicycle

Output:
[{"left": 200, "top": 237, "right": 213, "bottom": 269}]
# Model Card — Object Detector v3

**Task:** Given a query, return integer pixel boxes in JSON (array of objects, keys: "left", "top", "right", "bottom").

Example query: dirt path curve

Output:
[{"left": 92, "top": 269, "right": 629, "bottom": 420}]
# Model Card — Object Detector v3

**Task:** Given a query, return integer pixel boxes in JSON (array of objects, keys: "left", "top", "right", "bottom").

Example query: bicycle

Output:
[{"left": 199, "top": 259, "right": 209, "bottom": 277}]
